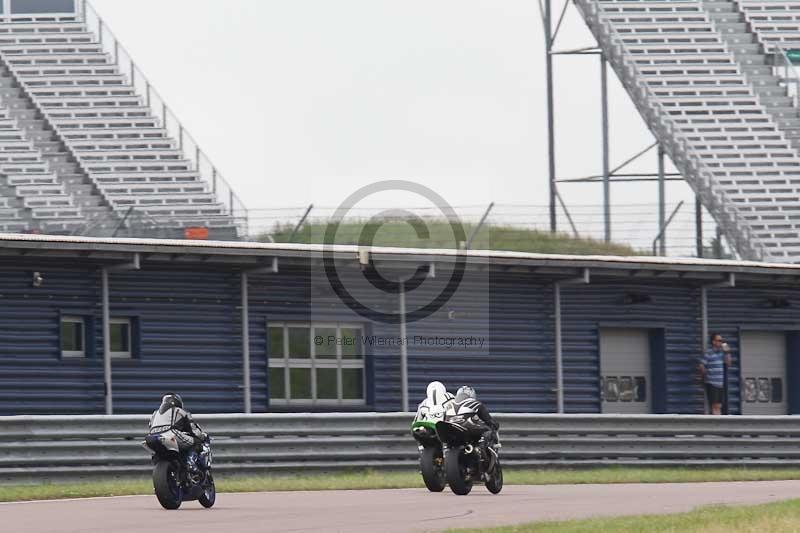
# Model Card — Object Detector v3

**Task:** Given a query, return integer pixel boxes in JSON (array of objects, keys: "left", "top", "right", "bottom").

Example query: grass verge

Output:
[
  {"left": 1, "top": 467, "right": 800, "bottom": 503},
  {"left": 448, "top": 498, "right": 800, "bottom": 532},
  {"left": 262, "top": 221, "right": 641, "bottom": 256}
]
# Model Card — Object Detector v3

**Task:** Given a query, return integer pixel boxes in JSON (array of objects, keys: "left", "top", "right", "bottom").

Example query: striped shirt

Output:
[{"left": 701, "top": 348, "right": 726, "bottom": 388}]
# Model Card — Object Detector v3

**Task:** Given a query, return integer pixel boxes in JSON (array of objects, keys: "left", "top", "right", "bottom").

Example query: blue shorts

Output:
[{"left": 705, "top": 384, "right": 724, "bottom": 405}]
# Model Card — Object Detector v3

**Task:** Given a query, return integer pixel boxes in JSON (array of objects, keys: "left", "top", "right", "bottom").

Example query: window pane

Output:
[
  {"left": 604, "top": 377, "right": 618, "bottom": 402},
  {"left": 342, "top": 368, "right": 363, "bottom": 400},
  {"left": 290, "top": 368, "right": 312, "bottom": 399},
  {"left": 771, "top": 378, "right": 783, "bottom": 403},
  {"left": 268, "top": 327, "right": 284, "bottom": 359},
  {"left": 341, "top": 328, "right": 362, "bottom": 359},
  {"left": 269, "top": 367, "right": 285, "bottom": 400},
  {"left": 61, "top": 320, "right": 82, "bottom": 352},
  {"left": 110, "top": 322, "right": 130, "bottom": 353},
  {"left": 315, "top": 327, "right": 337, "bottom": 359},
  {"left": 317, "top": 368, "right": 338, "bottom": 399},
  {"left": 634, "top": 377, "right": 647, "bottom": 403},
  {"left": 618, "top": 377, "right": 633, "bottom": 402},
  {"left": 288, "top": 327, "right": 310, "bottom": 359}
]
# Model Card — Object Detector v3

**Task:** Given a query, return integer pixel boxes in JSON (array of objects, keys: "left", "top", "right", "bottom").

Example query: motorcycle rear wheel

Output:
[
  {"left": 485, "top": 461, "right": 503, "bottom": 494},
  {"left": 445, "top": 447, "right": 473, "bottom": 496},
  {"left": 153, "top": 460, "right": 182, "bottom": 510},
  {"left": 198, "top": 473, "right": 216, "bottom": 508},
  {"left": 420, "top": 446, "right": 446, "bottom": 492}
]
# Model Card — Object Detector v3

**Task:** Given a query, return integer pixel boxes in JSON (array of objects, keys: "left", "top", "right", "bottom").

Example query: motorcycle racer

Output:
[
  {"left": 413, "top": 381, "right": 455, "bottom": 427},
  {"left": 148, "top": 393, "right": 208, "bottom": 471},
  {"left": 452, "top": 386, "right": 500, "bottom": 465}
]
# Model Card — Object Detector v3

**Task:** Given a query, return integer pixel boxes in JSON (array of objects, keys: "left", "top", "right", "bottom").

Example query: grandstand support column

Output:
[
  {"left": 601, "top": 53, "right": 610, "bottom": 242},
  {"left": 545, "top": 0, "right": 557, "bottom": 233},
  {"left": 658, "top": 145, "right": 666, "bottom": 256},
  {"left": 241, "top": 272, "right": 252, "bottom": 414}
]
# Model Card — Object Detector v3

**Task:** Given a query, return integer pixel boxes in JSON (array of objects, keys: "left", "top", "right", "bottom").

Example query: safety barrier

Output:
[{"left": 2, "top": 413, "right": 800, "bottom": 481}]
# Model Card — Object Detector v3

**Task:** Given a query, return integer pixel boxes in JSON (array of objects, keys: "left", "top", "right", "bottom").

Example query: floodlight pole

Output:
[
  {"left": 601, "top": 53, "right": 611, "bottom": 242},
  {"left": 545, "top": 0, "right": 557, "bottom": 233}
]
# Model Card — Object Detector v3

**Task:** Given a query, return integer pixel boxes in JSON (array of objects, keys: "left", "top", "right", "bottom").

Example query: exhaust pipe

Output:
[{"left": 487, "top": 448, "right": 498, "bottom": 473}]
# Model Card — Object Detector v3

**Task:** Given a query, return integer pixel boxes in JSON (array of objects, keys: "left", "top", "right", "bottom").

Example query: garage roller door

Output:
[
  {"left": 600, "top": 328, "right": 651, "bottom": 414},
  {"left": 740, "top": 331, "right": 787, "bottom": 415}
]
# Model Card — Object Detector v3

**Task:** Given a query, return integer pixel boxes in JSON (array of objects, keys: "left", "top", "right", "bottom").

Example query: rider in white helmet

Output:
[{"left": 414, "top": 381, "right": 455, "bottom": 425}]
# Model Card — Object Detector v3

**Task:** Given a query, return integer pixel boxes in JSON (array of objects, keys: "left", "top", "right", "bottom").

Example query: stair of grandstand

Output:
[
  {"left": 0, "top": 12, "right": 241, "bottom": 238},
  {"left": 576, "top": 0, "right": 800, "bottom": 262}
]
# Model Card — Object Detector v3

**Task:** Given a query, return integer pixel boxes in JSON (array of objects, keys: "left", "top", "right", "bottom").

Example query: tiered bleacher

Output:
[
  {"left": 0, "top": 1, "right": 242, "bottom": 238},
  {"left": 577, "top": 0, "right": 800, "bottom": 261},
  {"left": 738, "top": 0, "right": 800, "bottom": 52}
]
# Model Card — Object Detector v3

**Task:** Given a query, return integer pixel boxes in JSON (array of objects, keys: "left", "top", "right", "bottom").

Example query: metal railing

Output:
[
  {"left": 3, "top": 413, "right": 800, "bottom": 481},
  {"left": 78, "top": 0, "right": 249, "bottom": 237},
  {"left": 776, "top": 46, "right": 800, "bottom": 108},
  {"left": 574, "top": 0, "right": 765, "bottom": 262}
]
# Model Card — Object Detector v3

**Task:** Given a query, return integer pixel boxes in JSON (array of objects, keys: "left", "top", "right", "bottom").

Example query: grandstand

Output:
[
  {"left": 0, "top": 0, "right": 245, "bottom": 239},
  {"left": 575, "top": 0, "right": 800, "bottom": 262}
]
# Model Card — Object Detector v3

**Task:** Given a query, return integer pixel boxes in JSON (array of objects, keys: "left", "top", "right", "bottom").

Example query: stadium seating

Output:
[
  {"left": 0, "top": 12, "right": 240, "bottom": 237},
  {"left": 576, "top": 0, "right": 800, "bottom": 261},
  {"left": 737, "top": 0, "right": 800, "bottom": 52}
]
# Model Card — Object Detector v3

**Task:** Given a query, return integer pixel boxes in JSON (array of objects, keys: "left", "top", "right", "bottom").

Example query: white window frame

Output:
[
  {"left": 109, "top": 317, "right": 132, "bottom": 359},
  {"left": 60, "top": 315, "right": 85, "bottom": 358},
  {"left": 268, "top": 322, "right": 365, "bottom": 406}
]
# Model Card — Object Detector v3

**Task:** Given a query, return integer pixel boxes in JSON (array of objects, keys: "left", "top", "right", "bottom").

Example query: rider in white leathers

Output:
[{"left": 414, "top": 381, "right": 455, "bottom": 425}]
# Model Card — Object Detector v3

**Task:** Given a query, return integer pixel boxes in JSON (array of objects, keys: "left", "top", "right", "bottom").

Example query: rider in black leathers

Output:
[{"left": 453, "top": 386, "right": 500, "bottom": 466}]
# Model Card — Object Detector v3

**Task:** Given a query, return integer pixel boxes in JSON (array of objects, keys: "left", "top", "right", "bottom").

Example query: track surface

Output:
[{"left": 4, "top": 480, "right": 800, "bottom": 532}]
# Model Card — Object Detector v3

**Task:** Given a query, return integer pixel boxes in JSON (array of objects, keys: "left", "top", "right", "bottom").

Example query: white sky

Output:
[{"left": 90, "top": 0, "right": 703, "bottom": 249}]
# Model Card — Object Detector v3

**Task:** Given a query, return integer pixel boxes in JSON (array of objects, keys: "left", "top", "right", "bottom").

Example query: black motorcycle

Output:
[
  {"left": 435, "top": 410, "right": 503, "bottom": 496},
  {"left": 142, "top": 430, "right": 216, "bottom": 509}
]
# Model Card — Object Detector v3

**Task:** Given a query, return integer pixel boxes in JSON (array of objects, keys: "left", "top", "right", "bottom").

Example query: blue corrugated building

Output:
[{"left": 1, "top": 234, "right": 799, "bottom": 416}]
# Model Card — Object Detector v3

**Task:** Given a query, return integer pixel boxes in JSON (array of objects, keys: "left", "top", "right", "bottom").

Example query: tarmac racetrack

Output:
[{"left": 4, "top": 480, "right": 800, "bottom": 533}]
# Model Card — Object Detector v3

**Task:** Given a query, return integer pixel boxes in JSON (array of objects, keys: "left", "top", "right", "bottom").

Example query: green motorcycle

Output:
[{"left": 411, "top": 405, "right": 448, "bottom": 492}]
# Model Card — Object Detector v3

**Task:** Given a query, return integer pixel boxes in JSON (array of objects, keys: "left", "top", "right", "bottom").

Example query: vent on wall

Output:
[
  {"left": 621, "top": 293, "right": 652, "bottom": 305},
  {"left": 762, "top": 296, "right": 791, "bottom": 309}
]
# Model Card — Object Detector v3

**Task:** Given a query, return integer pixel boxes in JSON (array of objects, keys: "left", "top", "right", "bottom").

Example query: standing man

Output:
[{"left": 698, "top": 333, "right": 732, "bottom": 415}]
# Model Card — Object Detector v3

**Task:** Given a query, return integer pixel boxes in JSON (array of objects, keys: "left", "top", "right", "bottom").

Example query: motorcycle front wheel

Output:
[
  {"left": 420, "top": 446, "right": 446, "bottom": 492},
  {"left": 198, "top": 472, "right": 216, "bottom": 508},
  {"left": 445, "top": 447, "right": 473, "bottom": 496},
  {"left": 153, "top": 460, "right": 183, "bottom": 510}
]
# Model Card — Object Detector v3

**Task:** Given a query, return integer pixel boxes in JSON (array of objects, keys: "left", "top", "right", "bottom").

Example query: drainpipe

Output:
[
  {"left": 700, "top": 273, "right": 736, "bottom": 414},
  {"left": 243, "top": 258, "right": 278, "bottom": 413},
  {"left": 101, "top": 254, "right": 140, "bottom": 415},
  {"left": 701, "top": 273, "right": 736, "bottom": 350},
  {"left": 554, "top": 268, "right": 590, "bottom": 413},
  {"left": 399, "top": 281, "right": 408, "bottom": 412},
  {"left": 241, "top": 271, "right": 251, "bottom": 414},
  {"left": 101, "top": 268, "right": 111, "bottom": 415}
]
